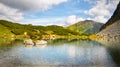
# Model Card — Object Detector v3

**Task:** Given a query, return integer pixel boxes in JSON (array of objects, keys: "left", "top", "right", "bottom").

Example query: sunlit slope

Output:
[
  {"left": 0, "top": 20, "right": 79, "bottom": 36},
  {"left": 0, "top": 23, "right": 13, "bottom": 37},
  {"left": 67, "top": 20, "right": 103, "bottom": 34}
]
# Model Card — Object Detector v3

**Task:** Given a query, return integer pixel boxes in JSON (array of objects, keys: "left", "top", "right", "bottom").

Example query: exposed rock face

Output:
[
  {"left": 98, "top": 1, "right": 120, "bottom": 40},
  {"left": 97, "top": 20, "right": 120, "bottom": 39},
  {"left": 97, "top": 2, "right": 120, "bottom": 65},
  {"left": 100, "top": 1, "right": 120, "bottom": 30}
]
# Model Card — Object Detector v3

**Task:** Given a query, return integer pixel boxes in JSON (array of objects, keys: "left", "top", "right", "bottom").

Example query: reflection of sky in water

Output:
[{"left": 0, "top": 40, "right": 116, "bottom": 67}]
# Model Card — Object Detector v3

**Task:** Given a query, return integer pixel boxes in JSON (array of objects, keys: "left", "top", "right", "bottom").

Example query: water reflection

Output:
[
  {"left": 97, "top": 38, "right": 120, "bottom": 67},
  {"left": 24, "top": 44, "right": 47, "bottom": 48},
  {"left": 24, "top": 39, "right": 47, "bottom": 48},
  {"left": 0, "top": 39, "right": 117, "bottom": 67}
]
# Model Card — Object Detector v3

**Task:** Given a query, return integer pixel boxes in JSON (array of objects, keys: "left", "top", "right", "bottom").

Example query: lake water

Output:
[{"left": 0, "top": 39, "right": 119, "bottom": 67}]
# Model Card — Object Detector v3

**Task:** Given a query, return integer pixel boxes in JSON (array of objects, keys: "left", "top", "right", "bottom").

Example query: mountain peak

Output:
[
  {"left": 84, "top": 20, "right": 94, "bottom": 22},
  {"left": 67, "top": 20, "right": 103, "bottom": 34}
]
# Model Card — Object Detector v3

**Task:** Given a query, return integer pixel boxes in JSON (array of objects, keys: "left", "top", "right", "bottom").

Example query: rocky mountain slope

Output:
[
  {"left": 100, "top": 1, "right": 120, "bottom": 30},
  {"left": 97, "top": 1, "right": 120, "bottom": 40},
  {"left": 67, "top": 20, "right": 103, "bottom": 34}
]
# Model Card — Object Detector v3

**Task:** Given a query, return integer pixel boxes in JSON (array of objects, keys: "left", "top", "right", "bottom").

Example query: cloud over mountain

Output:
[
  {"left": 0, "top": 3, "right": 24, "bottom": 22},
  {"left": 0, "top": 0, "right": 67, "bottom": 12},
  {"left": 85, "top": 0, "right": 119, "bottom": 23},
  {"left": 0, "top": 0, "right": 119, "bottom": 25},
  {"left": 0, "top": 0, "right": 67, "bottom": 21}
]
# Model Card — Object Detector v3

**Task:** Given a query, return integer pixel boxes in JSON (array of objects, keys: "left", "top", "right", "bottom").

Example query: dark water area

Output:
[
  {"left": 98, "top": 38, "right": 120, "bottom": 67},
  {"left": 0, "top": 38, "right": 120, "bottom": 67}
]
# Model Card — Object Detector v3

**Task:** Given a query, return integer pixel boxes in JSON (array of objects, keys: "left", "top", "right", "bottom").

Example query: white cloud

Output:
[
  {"left": 76, "top": 17, "right": 85, "bottom": 22},
  {"left": 66, "top": 15, "right": 85, "bottom": 25},
  {"left": 0, "top": 0, "right": 67, "bottom": 22},
  {"left": 20, "top": 15, "right": 85, "bottom": 26},
  {"left": 94, "top": 16, "right": 108, "bottom": 23},
  {"left": 20, "top": 17, "right": 67, "bottom": 26},
  {"left": 0, "top": 3, "right": 24, "bottom": 22},
  {"left": 86, "top": 16, "right": 108, "bottom": 23},
  {"left": 66, "top": 15, "right": 76, "bottom": 25},
  {"left": 0, "top": 0, "right": 68, "bottom": 12},
  {"left": 84, "top": 0, "right": 119, "bottom": 23}
]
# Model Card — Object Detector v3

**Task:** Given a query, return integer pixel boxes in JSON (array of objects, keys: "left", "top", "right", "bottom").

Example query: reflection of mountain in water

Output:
[
  {"left": 0, "top": 39, "right": 116, "bottom": 67},
  {"left": 0, "top": 39, "right": 22, "bottom": 52},
  {"left": 97, "top": 2, "right": 120, "bottom": 66},
  {"left": 49, "top": 39, "right": 100, "bottom": 47},
  {"left": 97, "top": 39, "right": 120, "bottom": 66}
]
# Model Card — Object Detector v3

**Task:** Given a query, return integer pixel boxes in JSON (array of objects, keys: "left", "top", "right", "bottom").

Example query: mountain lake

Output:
[{"left": 0, "top": 38, "right": 120, "bottom": 67}]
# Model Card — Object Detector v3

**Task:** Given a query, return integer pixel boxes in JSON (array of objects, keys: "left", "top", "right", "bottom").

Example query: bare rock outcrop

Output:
[
  {"left": 98, "top": 1, "right": 120, "bottom": 40},
  {"left": 100, "top": 1, "right": 120, "bottom": 30}
]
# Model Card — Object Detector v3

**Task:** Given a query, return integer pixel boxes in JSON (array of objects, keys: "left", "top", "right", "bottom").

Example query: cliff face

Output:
[
  {"left": 100, "top": 1, "right": 120, "bottom": 30},
  {"left": 98, "top": 20, "right": 120, "bottom": 37},
  {"left": 97, "top": 2, "right": 120, "bottom": 65},
  {"left": 97, "top": 1, "right": 120, "bottom": 40}
]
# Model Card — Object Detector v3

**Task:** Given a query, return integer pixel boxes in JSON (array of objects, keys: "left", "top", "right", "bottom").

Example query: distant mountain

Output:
[
  {"left": 98, "top": 1, "right": 120, "bottom": 38},
  {"left": 67, "top": 20, "right": 103, "bottom": 34}
]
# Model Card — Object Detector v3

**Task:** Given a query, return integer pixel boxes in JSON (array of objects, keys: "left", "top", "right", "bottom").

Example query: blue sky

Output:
[{"left": 0, "top": 0, "right": 119, "bottom": 26}]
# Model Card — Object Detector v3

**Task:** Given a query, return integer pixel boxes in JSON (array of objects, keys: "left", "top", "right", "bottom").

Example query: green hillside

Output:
[
  {"left": 0, "top": 19, "right": 104, "bottom": 39},
  {"left": 67, "top": 20, "right": 103, "bottom": 34},
  {"left": 0, "top": 20, "right": 79, "bottom": 38},
  {"left": 0, "top": 23, "right": 13, "bottom": 37}
]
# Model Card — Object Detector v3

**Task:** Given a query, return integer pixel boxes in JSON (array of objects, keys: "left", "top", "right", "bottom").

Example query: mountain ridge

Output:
[
  {"left": 0, "top": 20, "right": 79, "bottom": 37},
  {"left": 67, "top": 20, "right": 103, "bottom": 34}
]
